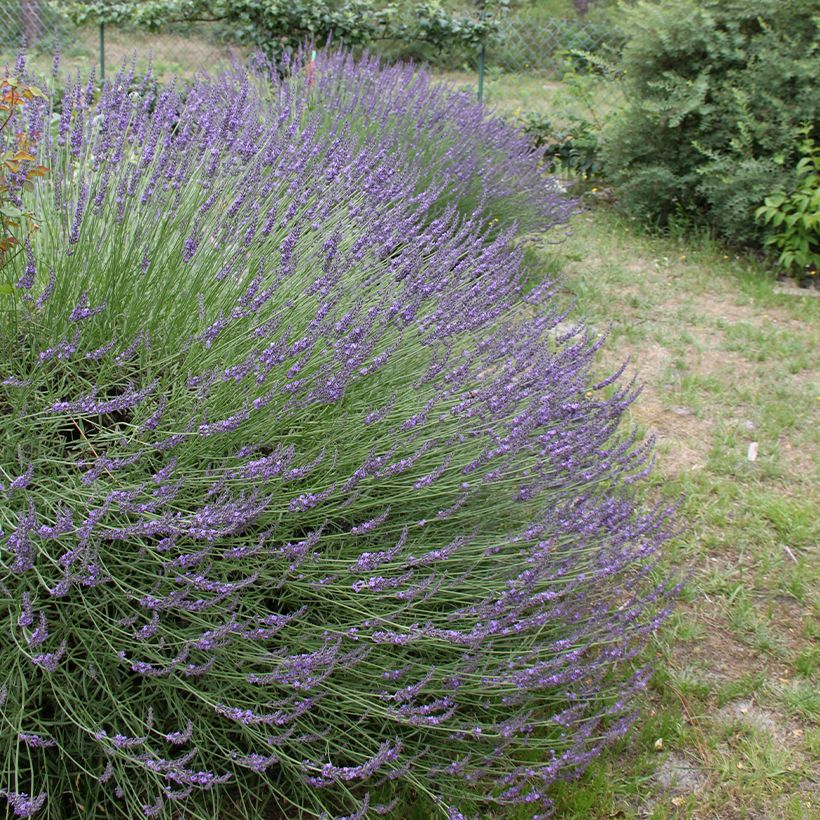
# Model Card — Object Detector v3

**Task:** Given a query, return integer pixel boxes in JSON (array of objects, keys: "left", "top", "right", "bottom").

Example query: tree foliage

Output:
[
  {"left": 56, "top": 1, "right": 507, "bottom": 54},
  {"left": 0, "top": 75, "right": 48, "bottom": 275}
]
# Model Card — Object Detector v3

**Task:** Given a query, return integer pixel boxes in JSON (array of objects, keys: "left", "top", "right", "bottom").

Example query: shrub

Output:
[
  {"left": 602, "top": 0, "right": 820, "bottom": 248},
  {"left": 516, "top": 60, "right": 620, "bottom": 182},
  {"left": 755, "top": 128, "right": 820, "bottom": 282},
  {"left": 0, "top": 49, "right": 674, "bottom": 818},
  {"left": 518, "top": 111, "right": 603, "bottom": 180}
]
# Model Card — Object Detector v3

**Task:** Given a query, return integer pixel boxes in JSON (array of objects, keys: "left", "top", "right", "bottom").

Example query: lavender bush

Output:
[
  {"left": 0, "top": 49, "right": 674, "bottom": 819},
  {"left": 268, "top": 49, "right": 575, "bottom": 235}
]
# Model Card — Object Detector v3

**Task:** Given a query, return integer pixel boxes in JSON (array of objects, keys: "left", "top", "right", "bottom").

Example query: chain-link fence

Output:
[
  {"left": 0, "top": 1, "right": 245, "bottom": 79},
  {"left": 90, "top": 22, "right": 245, "bottom": 80},
  {"left": 0, "top": 1, "right": 624, "bottom": 85},
  {"left": 0, "top": 0, "right": 65, "bottom": 53},
  {"left": 487, "top": 12, "right": 625, "bottom": 78}
]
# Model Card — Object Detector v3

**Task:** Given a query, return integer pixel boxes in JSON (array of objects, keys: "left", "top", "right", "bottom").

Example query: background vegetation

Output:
[{"left": 602, "top": 0, "right": 819, "bottom": 252}]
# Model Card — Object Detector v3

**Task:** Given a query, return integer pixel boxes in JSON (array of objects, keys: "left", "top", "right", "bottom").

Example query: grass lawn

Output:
[
  {"left": 1, "top": 27, "right": 245, "bottom": 81},
  {"left": 529, "top": 209, "right": 819, "bottom": 818},
  {"left": 435, "top": 68, "right": 623, "bottom": 123},
  {"left": 436, "top": 69, "right": 563, "bottom": 116}
]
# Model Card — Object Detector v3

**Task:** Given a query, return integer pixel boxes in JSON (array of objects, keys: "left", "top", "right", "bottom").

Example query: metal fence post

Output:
[
  {"left": 99, "top": 22, "right": 105, "bottom": 80},
  {"left": 477, "top": 41, "right": 485, "bottom": 102}
]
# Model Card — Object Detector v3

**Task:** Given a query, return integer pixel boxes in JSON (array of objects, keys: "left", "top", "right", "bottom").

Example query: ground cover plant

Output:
[{"left": 0, "top": 49, "right": 674, "bottom": 818}]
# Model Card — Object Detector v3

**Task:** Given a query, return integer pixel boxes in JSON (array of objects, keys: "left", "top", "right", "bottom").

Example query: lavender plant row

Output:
[
  {"left": 265, "top": 48, "right": 575, "bottom": 235},
  {"left": 0, "top": 49, "right": 674, "bottom": 819}
]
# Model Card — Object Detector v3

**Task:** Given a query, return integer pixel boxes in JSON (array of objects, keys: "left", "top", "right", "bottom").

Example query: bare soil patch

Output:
[{"left": 655, "top": 751, "right": 708, "bottom": 794}]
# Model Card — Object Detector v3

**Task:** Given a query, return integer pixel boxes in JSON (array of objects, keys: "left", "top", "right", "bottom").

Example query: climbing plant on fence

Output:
[{"left": 55, "top": 1, "right": 506, "bottom": 57}]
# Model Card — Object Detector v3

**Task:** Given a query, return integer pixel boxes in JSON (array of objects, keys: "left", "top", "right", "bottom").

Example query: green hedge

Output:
[{"left": 602, "top": 0, "right": 820, "bottom": 248}]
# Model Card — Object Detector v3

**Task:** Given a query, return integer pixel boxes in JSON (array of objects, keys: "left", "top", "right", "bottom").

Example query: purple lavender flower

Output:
[
  {"left": 0, "top": 46, "right": 673, "bottom": 820},
  {"left": 16, "top": 238, "right": 36, "bottom": 290},
  {"left": 1, "top": 790, "right": 47, "bottom": 818},
  {"left": 164, "top": 721, "right": 194, "bottom": 745},
  {"left": 68, "top": 292, "right": 107, "bottom": 322},
  {"left": 31, "top": 642, "right": 67, "bottom": 673},
  {"left": 8, "top": 464, "right": 33, "bottom": 493},
  {"left": 19, "top": 733, "right": 57, "bottom": 749}
]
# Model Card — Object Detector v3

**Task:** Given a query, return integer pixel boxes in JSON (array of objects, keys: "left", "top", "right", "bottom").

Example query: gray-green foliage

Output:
[{"left": 601, "top": 0, "right": 820, "bottom": 248}]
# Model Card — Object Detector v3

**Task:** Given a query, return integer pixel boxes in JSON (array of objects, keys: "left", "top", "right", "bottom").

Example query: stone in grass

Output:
[
  {"left": 549, "top": 321, "right": 592, "bottom": 341},
  {"left": 719, "top": 699, "right": 782, "bottom": 738}
]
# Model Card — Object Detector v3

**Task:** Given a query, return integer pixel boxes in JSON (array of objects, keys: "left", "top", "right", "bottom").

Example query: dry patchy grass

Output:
[{"left": 536, "top": 208, "right": 819, "bottom": 819}]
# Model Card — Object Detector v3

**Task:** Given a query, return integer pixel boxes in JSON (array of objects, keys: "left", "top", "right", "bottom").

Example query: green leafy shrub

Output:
[
  {"left": 379, "top": 0, "right": 502, "bottom": 68},
  {"left": 518, "top": 111, "right": 603, "bottom": 180},
  {"left": 755, "top": 128, "right": 820, "bottom": 280},
  {"left": 602, "top": 0, "right": 820, "bottom": 248},
  {"left": 517, "top": 58, "right": 620, "bottom": 182}
]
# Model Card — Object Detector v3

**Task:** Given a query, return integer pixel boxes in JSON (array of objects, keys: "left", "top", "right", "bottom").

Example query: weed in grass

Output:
[
  {"left": 778, "top": 682, "right": 820, "bottom": 723},
  {"left": 715, "top": 674, "right": 766, "bottom": 708},
  {"left": 804, "top": 727, "right": 820, "bottom": 758},
  {"left": 792, "top": 646, "right": 819, "bottom": 679}
]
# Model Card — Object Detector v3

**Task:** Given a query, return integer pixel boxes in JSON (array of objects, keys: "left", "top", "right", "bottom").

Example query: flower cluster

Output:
[{"left": 0, "top": 48, "right": 674, "bottom": 818}]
